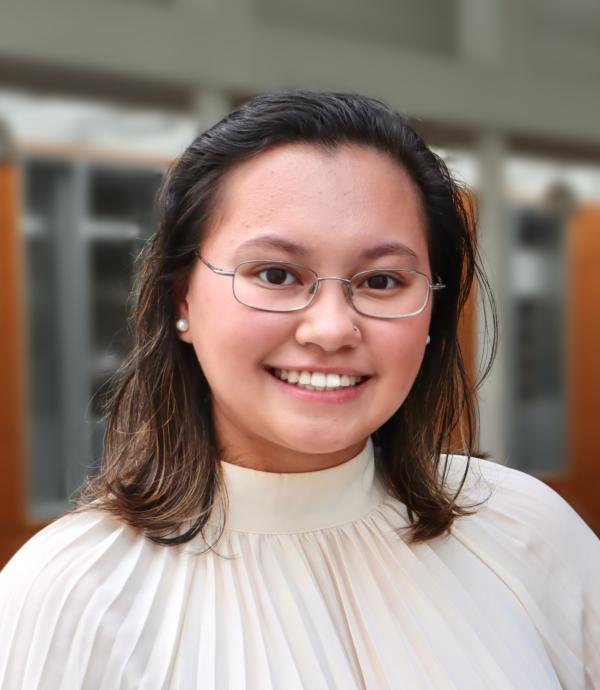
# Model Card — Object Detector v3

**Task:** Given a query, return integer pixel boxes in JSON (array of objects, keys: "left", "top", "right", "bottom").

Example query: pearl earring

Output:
[
  {"left": 426, "top": 335, "right": 431, "bottom": 345},
  {"left": 176, "top": 318, "right": 189, "bottom": 333}
]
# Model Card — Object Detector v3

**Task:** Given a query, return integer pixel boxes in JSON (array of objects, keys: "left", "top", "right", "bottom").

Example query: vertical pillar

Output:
[
  {"left": 456, "top": 0, "right": 501, "bottom": 63},
  {"left": 192, "top": 89, "right": 233, "bottom": 136},
  {"left": 476, "top": 132, "right": 510, "bottom": 464}
]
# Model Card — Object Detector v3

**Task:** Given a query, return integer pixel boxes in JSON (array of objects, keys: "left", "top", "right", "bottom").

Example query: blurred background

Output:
[{"left": 1, "top": 0, "right": 599, "bottom": 565}]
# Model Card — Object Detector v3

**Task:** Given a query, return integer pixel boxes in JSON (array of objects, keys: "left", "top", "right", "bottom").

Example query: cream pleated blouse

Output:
[{"left": 1, "top": 439, "right": 599, "bottom": 689}]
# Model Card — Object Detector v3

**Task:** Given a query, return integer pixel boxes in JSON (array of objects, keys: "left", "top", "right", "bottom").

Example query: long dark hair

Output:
[{"left": 75, "top": 90, "right": 497, "bottom": 547}]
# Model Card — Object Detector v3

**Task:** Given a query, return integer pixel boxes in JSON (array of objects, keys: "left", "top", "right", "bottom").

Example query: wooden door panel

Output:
[
  {"left": 543, "top": 205, "right": 600, "bottom": 535},
  {"left": 0, "top": 145, "right": 29, "bottom": 566}
]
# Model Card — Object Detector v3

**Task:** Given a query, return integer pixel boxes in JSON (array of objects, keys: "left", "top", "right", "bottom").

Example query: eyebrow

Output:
[
  {"left": 234, "top": 234, "right": 419, "bottom": 261},
  {"left": 360, "top": 241, "right": 418, "bottom": 261},
  {"left": 235, "top": 234, "right": 311, "bottom": 257}
]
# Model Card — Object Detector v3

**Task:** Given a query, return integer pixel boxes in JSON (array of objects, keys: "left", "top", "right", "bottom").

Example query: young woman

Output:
[{"left": 1, "top": 90, "right": 598, "bottom": 690}]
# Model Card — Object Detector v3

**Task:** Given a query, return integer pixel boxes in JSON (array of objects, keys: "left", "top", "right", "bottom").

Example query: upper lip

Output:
[{"left": 266, "top": 365, "right": 371, "bottom": 377}]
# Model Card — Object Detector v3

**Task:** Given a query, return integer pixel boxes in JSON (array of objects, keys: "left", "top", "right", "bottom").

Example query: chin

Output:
[{"left": 275, "top": 428, "right": 369, "bottom": 457}]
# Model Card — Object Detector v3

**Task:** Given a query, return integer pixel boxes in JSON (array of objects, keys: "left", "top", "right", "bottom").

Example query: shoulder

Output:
[
  {"left": 444, "top": 454, "right": 600, "bottom": 686},
  {"left": 0, "top": 508, "right": 144, "bottom": 601},
  {"left": 0, "top": 508, "right": 159, "bottom": 689},
  {"left": 445, "top": 453, "right": 599, "bottom": 560}
]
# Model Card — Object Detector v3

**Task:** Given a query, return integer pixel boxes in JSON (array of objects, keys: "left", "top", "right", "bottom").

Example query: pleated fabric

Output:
[{"left": 1, "top": 439, "right": 599, "bottom": 690}]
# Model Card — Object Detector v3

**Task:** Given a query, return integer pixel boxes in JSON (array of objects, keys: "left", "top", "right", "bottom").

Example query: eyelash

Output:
[
  {"left": 257, "top": 267, "right": 300, "bottom": 286},
  {"left": 255, "top": 265, "right": 406, "bottom": 289}
]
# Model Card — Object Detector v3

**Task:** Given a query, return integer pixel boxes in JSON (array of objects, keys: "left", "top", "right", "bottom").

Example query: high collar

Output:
[{"left": 210, "top": 438, "right": 387, "bottom": 534}]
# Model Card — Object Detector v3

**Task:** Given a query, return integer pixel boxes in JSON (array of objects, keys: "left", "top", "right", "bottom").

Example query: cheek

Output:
[
  {"left": 192, "top": 297, "right": 289, "bottom": 372},
  {"left": 371, "top": 317, "right": 429, "bottom": 385}
]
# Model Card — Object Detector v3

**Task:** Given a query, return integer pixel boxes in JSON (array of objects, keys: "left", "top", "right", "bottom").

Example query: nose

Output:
[{"left": 295, "top": 278, "right": 361, "bottom": 351}]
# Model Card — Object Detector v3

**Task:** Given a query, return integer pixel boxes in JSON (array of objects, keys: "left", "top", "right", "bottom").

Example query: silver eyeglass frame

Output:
[{"left": 194, "top": 251, "right": 446, "bottom": 319}]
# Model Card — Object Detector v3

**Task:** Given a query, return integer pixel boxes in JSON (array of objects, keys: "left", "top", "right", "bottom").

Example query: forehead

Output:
[{"left": 202, "top": 143, "right": 429, "bottom": 267}]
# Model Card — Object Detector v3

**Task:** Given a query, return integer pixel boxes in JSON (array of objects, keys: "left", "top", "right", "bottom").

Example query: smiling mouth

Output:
[{"left": 266, "top": 367, "right": 369, "bottom": 392}]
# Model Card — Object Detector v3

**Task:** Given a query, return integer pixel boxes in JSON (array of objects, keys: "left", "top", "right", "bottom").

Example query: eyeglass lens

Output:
[{"left": 232, "top": 261, "right": 431, "bottom": 317}]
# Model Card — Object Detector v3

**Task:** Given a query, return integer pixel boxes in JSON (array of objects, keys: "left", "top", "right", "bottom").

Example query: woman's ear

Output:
[{"left": 173, "top": 285, "right": 194, "bottom": 344}]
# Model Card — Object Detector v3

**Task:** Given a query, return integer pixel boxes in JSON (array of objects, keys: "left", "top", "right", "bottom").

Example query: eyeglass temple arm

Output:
[
  {"left": 430, "top": 282, "right": 446, "bottom": 290},
  {"left": 194, "top": 251, "right": 235, "bottom": 277}
]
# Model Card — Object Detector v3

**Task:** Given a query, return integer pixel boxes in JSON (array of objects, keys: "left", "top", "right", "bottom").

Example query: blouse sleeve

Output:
[
  {"left": 0, "top": 509, "right": 135, "bottom": 690},
  {"left": 450, "top": 456, "right": 600, "bottom": 690}
]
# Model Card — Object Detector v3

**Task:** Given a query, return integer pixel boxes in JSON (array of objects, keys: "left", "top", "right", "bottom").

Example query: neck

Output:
[{"left": 207, "top": 437, "right": 386, "bottom": 534}]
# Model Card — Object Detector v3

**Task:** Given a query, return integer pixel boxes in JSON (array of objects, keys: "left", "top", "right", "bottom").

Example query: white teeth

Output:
[
  {"left": 271, "top": 368, "right": 365, "bottom": 390},
  {"left": 298, "top": 371, "right": 312, "bottom": 385},
  {"left": 310, "top": 372, "right": 327, "bottom": 387},
  {"left": 326, "top": 373, "right": 341, "bottom": 387}
]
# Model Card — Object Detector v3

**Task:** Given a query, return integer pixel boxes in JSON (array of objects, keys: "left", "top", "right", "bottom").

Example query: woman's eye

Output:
[
  {"left": 257, "top": 266, "right": 298, "bottom": 286},
  {"left": 360, "top": 273, "right": 401, "bottom": 290}
]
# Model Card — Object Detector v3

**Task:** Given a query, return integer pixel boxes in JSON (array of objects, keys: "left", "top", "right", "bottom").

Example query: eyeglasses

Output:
[{"left": 194, "top": 251, "right": 445, "bottom": 319}]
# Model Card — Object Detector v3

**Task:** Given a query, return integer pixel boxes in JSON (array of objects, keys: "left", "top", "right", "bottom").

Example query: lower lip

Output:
[{"left": 265, "top": 368, "right": 369, "bottom": 403}]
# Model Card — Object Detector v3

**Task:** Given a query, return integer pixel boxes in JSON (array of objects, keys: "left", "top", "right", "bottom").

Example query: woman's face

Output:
[{"left": 177, "top": 143, "right": 433, "bottom": 471}]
